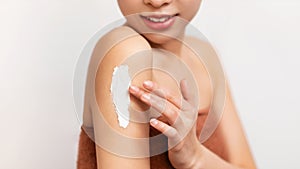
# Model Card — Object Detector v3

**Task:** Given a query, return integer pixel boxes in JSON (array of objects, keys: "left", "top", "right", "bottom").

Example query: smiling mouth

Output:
[
  {"left": 139, "top": 13, "right": 179, "bottom": 30},
  {"left": 141, "top": 14, "right": 177, "bottom": 23}
]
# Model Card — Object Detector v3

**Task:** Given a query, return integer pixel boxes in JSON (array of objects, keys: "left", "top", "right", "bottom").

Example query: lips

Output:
[
  {"left": 143, "top": 15, "right": 174, "bottom": 23},
  {"left": 140, "top": 14, "right": 178, "bottom": 30}
]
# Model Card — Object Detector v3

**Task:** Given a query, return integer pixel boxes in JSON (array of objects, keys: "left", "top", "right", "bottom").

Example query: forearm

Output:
[{"left": 190, "top": 144, "right": 252, "bottom": 169}]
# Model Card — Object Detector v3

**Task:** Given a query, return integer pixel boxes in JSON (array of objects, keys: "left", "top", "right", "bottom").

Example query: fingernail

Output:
[
  {"left": 129, "top": 85, "right": 139, "bottom": 93},
  {"left": 143, "top": 81, "right": 153, "bottom": 88},
  {"left": 141, "top": 94, "right": 150, "bottom": 101},
  {"left": 150, "top": 118, "right": 158, "bottom": 125}
]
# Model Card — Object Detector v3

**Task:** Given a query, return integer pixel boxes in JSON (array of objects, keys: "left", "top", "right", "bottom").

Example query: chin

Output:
[{"left": 142, "top": 33, "right": 177, "bottom": 45}]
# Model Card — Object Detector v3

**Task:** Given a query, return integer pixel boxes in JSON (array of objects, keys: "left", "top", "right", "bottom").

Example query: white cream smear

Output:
[{"left": 110, "top": 65, "right": 131, "bottom": 128}]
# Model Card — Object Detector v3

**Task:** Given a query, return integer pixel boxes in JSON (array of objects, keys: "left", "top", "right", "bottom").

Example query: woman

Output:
[{"left": 77, "top": 0, "right": 256, "bottom": 168}]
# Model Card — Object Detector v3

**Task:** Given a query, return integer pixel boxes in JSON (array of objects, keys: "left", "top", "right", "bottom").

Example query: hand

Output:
[{"left": 129, "top": 80, "right": 204, "bottom": 169}]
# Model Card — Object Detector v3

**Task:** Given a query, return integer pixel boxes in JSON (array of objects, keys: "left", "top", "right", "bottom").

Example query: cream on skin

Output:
[{"left": 110, "top": 65, "right": 131, "bottom": 128}]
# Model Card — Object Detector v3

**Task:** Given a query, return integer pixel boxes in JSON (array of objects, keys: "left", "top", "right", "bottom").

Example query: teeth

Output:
[{"left": 146, "top": 16, "right": 171, "bottom": 23}]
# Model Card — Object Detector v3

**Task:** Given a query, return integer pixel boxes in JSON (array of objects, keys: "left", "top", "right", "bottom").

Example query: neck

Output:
[{"left": 148, "top": 34, "right": 185, "bottom": 57}]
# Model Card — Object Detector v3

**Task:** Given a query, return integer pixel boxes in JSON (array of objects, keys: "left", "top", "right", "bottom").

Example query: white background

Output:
[{"left": 1, "top": 0, "right": 299, "bottom": 168}]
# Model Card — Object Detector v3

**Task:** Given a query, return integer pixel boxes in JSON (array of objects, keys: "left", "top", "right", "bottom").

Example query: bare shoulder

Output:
[
  {"left": 93, "top": 26, "right": 151, "bottom": 63},
  {"left": 93, "top": 26, "right": 152, "bottom": 129},
  {"left": 92, "top": 25, "right": 152, "bottom": 76},
  {"left": 90, "top": 26, "right": 152, "bottom": 168},
  {"left": 82, "top": 26, "right": 151, "bottom": 128}
]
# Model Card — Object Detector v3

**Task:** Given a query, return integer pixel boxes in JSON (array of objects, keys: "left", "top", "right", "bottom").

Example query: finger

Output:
[
  {"left": 129, "top": 85, "right": 146, "bottom": 98},
  {"left": 150, "top": 118, "right": 178, "bottom": 139},
  {"left": 141, "top": 93, "right": 180, "bottom": 125},
  {"left": 143, "top": 80, "right": 182, "bottom": 108},
  {"left": 157, "top": 115, "right": 168, "bottom": 124},
  {"left": 180, "top": 79, "right": 192, "bottom": 102}
]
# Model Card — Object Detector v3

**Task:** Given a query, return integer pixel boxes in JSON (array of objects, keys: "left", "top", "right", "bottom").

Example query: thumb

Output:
[{"left": 180, "top": 79, "right": 191, "bottom": 102}]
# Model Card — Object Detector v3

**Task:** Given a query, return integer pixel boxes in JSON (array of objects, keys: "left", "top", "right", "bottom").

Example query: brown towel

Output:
[
  {"left": 77, "top": 126, "right": 174, "bottom": 169},
  {"left": 77, "top": 127, "right": 97, "bottom": 169}
]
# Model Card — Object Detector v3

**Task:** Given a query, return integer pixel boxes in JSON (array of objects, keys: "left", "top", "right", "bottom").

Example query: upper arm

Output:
[
  {"left": 92, "top": 27, "right": 152, "bottom": 169},
  {"left": 202, "top": 81, "right": 256, "bottom": 168},
  {"left": 185, "top": 37, "right": 256, "bottom": 168},
  {"left": 217, "top": 84, "right": 256, "bottom": 168}
]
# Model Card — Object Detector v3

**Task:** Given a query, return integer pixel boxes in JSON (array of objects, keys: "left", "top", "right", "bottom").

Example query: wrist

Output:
[{"left": 188, "top": 142, "right": 205, "bottom": 169}]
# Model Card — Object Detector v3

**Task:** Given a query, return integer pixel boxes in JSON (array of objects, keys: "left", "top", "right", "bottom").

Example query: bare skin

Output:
[{"left": 82, "top": 0, "right": 257, "bottom": 168}]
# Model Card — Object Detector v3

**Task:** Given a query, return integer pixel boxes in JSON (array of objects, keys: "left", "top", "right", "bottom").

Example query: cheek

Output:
[
  {"left": 180, "top": 0, "right": 201, "bottom": 21},
  {"left": 117, "top": 0, "right": 143, "bottom": 16},
  {"left": 117, "top": 3, "right": 131, "bottom": 16}
]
